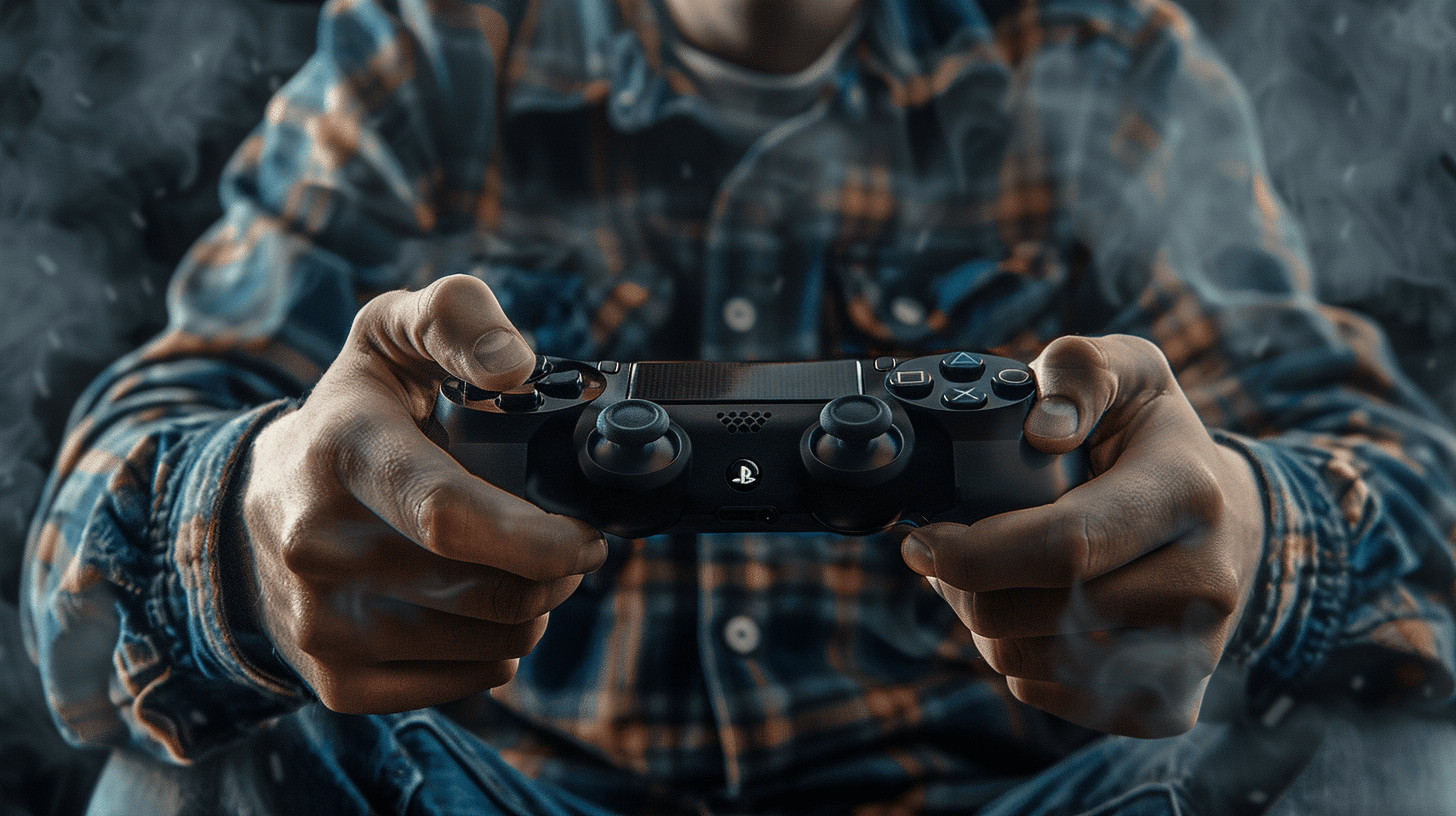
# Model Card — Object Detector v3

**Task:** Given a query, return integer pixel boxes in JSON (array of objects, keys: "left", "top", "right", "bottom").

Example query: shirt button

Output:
[
  {"left": 723, "top": 615, "right": 761, "bottom": 655},
  {"left": 891, "top": 296, "right": 926, "bottom": 326},
  {"left": 723, "top": 297, "right": 757, "bottom": 332}
]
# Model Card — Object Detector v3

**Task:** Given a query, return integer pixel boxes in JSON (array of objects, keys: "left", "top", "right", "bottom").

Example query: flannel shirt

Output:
[{"left": 24, "top": 0, "right": 1456, "bottom": 811}]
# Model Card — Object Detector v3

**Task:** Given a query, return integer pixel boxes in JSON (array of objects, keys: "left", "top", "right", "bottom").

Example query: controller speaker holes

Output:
[{"left": 717, "top": 411, "right": 771, "bottom": 433}]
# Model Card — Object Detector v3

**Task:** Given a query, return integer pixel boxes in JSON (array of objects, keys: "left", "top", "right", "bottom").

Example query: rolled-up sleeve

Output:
[{"left": 22, "top": 0, "right": 512, "bottom": 762}]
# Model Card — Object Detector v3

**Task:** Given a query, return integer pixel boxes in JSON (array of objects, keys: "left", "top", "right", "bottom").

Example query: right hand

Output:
[{"left": 240, "top": 275, "right": 607, "bottom": 714}]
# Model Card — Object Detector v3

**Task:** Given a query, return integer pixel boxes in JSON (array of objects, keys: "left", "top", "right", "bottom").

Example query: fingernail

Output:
[
  {"left": 902, "top": 534, "right": 935, "bottom": 576},
  {"left": 575, "top": 538, "right": 609, "bottom": 574},
  {"left": 473, "top": 329, "right": 534, "bottom": 375},
  {"left": 1028, "top": 396, "right": 1079, "bottom": 439}
]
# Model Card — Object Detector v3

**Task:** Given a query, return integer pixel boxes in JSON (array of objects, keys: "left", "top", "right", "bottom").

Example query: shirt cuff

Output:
[
  {"left": 156, "top": 399, "right": 312, "bottom": 756},
  {"left": 1212, "top": 430, "right": 1352, "bottom": 712}
]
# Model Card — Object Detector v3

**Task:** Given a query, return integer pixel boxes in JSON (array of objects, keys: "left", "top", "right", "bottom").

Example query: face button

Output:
[
  {"left": 727, "top": 459, "right": 762, "bottom": 491},
  {"left": 536, "top": 370, "right": 585, "bottom": 400},
  {"left": 938, "top": 352, "right": 985, "bottom": 382},
  {"left": 596, "top": 360, "right": 622, "bottom": 375},
  {"left": 886, "top": 368, "right": 935, "bottom": 399},
  {"left": 496, "top": 389, "right": 543, "bottom": 412},
  {"left": 873, "top": 356, "right": 898, "bottom": 372},
  {"left": 991, "top": 367, "right": 1036, "bottom": 399},
  {"left": 941, "top": 386, "right": 989, "bottom": 410},
  {"left": 525, "top": 355, "right": 554, "bottom": 384}
]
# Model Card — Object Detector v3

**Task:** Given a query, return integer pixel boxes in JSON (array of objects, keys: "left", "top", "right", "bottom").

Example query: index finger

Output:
[
  {"left": 906, "top": 441, "right": 1212, "bottom": 591},
  {"left": 319, "top": 400, "right": 607, "bottom": 582}
]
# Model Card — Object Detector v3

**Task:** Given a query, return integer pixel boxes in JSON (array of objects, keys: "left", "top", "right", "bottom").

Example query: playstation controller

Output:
[{"left": 431, "top": 352, "right": 1087, "bottom": 538}]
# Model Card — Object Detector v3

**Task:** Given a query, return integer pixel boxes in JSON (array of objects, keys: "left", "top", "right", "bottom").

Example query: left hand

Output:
[{"left": 901, "top": 334, "right": 1266, "bottom": 738}]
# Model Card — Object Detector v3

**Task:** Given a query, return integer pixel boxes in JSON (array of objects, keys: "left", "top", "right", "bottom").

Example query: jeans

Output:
[{"left": 85, "top": 698, "right": 1456, "bottom": 816}]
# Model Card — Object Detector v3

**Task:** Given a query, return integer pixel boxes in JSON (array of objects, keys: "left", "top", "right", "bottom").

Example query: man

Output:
[{"left": 26, "top": 0, "right": 1456, "bottom": 813}]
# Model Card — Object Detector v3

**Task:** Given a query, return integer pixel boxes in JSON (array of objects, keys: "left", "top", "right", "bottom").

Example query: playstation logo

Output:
[{"left": 727, "top": 459, "right": 761, "bottom": 491}]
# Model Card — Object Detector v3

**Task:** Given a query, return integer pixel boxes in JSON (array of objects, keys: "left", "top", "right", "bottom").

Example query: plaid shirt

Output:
[{"left": 24, "top": 0, "right": 1456, "bottom": 810}]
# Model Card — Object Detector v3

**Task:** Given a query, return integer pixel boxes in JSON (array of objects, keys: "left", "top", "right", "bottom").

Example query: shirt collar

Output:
[{"left": 502, "top": 0, "right": 1136, "bottom": 124}]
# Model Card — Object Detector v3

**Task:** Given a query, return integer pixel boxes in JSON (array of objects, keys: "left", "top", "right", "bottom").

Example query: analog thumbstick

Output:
[
  {"left": 581, "top": 399, "right": 687, "bottom": 490},
  {"left": 820, "top": 395, "right": 893, "bottom": 445},
  {"left": 598, "top": 400, "right": 671, "bottom": 448}
]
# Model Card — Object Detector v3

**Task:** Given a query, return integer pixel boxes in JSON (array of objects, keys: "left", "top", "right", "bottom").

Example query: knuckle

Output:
[
  {"left": 983, "top": 638, "right": 1022, "bottom": 678},
  {"left": 1040, "top": 335, "right": 1111, "bottom": 376},
  {"left": 497, "top": 617, "right": 550, "bottom": 659},
  {"left": 348, "top": 289, "right": 409, "bottom": 351},
  {"left": 276, "top": 525, "right": 315, "bottom": 575},
  {"left": 1178, "top": 457, "right": 1227, "bottom": 522},
  {"left": 969, "top": 592, "right": 1013, "bottom": 639},
  {"left": 486, "top": 576, "right": 574, "bottom": 625},
  {"left": 477, "top": 660, "right": 519, "bottom": 690},
  {"left": 1044, "top": 513, "right": 1102, "bottom": 582}
]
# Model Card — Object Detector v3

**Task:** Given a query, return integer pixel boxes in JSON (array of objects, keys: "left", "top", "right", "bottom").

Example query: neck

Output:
[{"left": 662, "top": 0, "right": 865, "bottom": 74}]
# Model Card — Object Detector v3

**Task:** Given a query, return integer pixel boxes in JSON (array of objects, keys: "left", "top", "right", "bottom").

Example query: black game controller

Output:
[{"left": 432, "top": 353, "right": 1088, "bottom": 538}]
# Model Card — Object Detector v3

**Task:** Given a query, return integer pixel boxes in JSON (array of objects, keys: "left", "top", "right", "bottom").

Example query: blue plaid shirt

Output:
[{"left": 24, "top": 0, "right": 1456, "bottom": 810}]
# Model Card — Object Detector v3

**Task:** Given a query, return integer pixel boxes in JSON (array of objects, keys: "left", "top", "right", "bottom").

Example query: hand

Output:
[
  {"left": 241, "top": 275, "right": 607, "bottom": 714},
  {"left": 901, "top": 334, "right": 1266, "bottom": 737}
]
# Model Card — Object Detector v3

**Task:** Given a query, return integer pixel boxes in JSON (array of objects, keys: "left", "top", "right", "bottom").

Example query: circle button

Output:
[{"left": 991, "top": 368, "right": 1036, "bottom": 399}]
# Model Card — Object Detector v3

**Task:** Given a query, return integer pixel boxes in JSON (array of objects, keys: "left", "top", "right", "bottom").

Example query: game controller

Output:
[{"left": 432, "top": 352, "right": 1088, "bottom": 538}]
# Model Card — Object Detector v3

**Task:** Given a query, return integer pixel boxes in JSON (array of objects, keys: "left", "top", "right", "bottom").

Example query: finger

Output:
[
  {"left": 377, "top": 561, "right": 583, "bottom": 626},
  {"left": 1024, "top": 334, "right": 1172, "bottom": 455},
  {"left": 965, "top": 544, "right": 1242, "bottom": 639},
  {"left": 294, "top": 595, "right": 551, "bottom": 665},
  {"left": 312, "top": 659, "right": 523, "bottom": 715},
  {"left": 908, "top": 433, "right": 1219, "bottom": 590},
  {"left": 1005, "top": 674, "right": 1211, "bottom": 739},
  {"left": 345, "top": 274, "right": 539, "bottom": 397},
  {"left": 971, "top": 623, "right": 1223, "bottom": 685},
  {"left": 307, "top": 404, "right": 606, "bottom": 581},
  {"left": 279, "top": 511, "right": 586, "bottom": 624}
]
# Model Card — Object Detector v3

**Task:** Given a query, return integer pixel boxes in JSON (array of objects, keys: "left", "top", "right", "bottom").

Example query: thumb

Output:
[
  {"left": 1024, "top": 335, "right": 1117, "bottom": 454},
  {"left": 345, "top": 274, "right": 538, "bottom": 394}
]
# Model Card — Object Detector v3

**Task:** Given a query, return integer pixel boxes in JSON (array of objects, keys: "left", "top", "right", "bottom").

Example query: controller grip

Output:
[{"left": 939, "top": 439, "right": 1088, "bottom": 525}]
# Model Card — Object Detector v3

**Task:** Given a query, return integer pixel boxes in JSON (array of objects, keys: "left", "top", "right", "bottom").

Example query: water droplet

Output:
[
  {"left": 1346, "top": 96, "right": 1358, "bottom": 116},
  {"left": 269, "top": 75, "right": 281, "bottom": 92},
  {"left": 104, "top": 285, "right": 119, "bottom": 303},
  {"left": 914, "top": 229, "right": 931, "bottom": 253},
  {"left": 1248, "top": 790, "right": 1269, "bottom": 805},
  {"left": 33, "top": 369, "right": 50, "bottom": 400},
  {"left": 1351, "top": 674, "right": 1366, "bottom": 690},
  {"left": 192, "top": 51, "right": 205, "bottom": 69},
  {"left": 1333, "top": 14, "right": 1348, "bottom": 35},
  {"left": 680, "top": 161, "right": 693, "bottom": 179},
  {"left": 46, "top": 329, "right": 61, "bottom": 349},
  {"left": 1342, "top": 165, "right": 1358, "bottom": 186},
  {"left": 74, "top": 91, "right": 94, "bottom": 109},
  {"left": 141, "top": 277, "right": 155, "bottom": 297},
  {"left": 36, "top": 255, "right": 57, "bottom": 275},
  {"left": 1444, "top": 105, "right": 1455, "bottom": 125},
  {"left": 269, "top": 752, "right": 285, "bottom": 783},
  {"left": 131, "top": 210, "right": 146, "bottom": 229}
]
